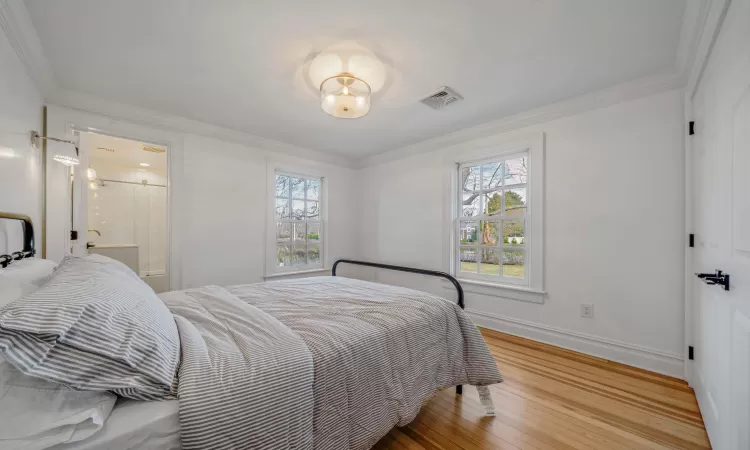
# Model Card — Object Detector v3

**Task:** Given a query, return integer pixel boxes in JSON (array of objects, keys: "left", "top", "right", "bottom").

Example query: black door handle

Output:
[{"left": 695, "top": 270, "right": 729, "bottom": 291}]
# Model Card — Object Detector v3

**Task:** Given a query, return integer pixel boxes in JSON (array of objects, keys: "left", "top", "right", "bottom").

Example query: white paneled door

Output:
[{"left": 689, "top": 0, "right": 750, "bottom": 448}]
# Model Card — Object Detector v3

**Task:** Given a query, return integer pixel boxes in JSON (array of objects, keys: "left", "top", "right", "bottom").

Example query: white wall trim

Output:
[
  {"left": 441, "top": 279, "right": 546, "bottom": 304},
  {"left": 684, "top": 92, "right": 694, "bottom": 385},
  {"left": 48, "top": 89, "right": 358, "bottom": 169},
  {"left": 467, "top": 308, "right": 685, "bottom": 378},
  {"left": 0, "top": 0, "right": 56, "bottom": 96},
  {"left": 358, "top": 73, "right": 683, "bottom": 169},
  {"left": 675, "top": 0, "right": 711, "bottom": 84},
  {"left": 685, "top": 0, "right": 732, "bottom": 98}
]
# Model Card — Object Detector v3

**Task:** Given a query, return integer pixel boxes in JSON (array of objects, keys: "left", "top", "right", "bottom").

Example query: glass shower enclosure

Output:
[{"left": 88, "top": 180, "right": 167, "bottom": 286}]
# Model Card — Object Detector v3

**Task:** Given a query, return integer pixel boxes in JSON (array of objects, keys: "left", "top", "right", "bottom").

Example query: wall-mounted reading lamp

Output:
[{"left": 30, "top": 131, "right": 79, "bottom": 166}]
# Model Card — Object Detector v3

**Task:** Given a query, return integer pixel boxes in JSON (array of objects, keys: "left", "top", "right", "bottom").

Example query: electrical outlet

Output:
[{"left": 581, "top": 304, "right": 594, "bottom": 318}]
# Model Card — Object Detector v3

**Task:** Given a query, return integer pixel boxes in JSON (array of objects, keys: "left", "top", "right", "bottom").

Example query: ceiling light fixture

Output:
[
  {"left": 86, "top": 167, "right": 97, "bottom": 181},
  {"left": 139, "top": 163, "right": 150, "bottom": 167},
  {"left": 308, "top": 42, "right": 385, "bottom": 119},
  {"left": 320, "top": 73, "right": 370, "bottom": 119}
]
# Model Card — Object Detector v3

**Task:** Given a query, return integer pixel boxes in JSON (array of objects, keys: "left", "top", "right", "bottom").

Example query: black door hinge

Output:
[
  {"left": 70, "top": 230, "right": 78, "bottom": 241},
  {"left": 688, "top": 346, "right": 694, "bottom": 360},
  {"left": 689, "top": 233, "right": 695, "bottom": 248},
  {"left": 689, "top": 121, "right": 695, "bottom": 136}
]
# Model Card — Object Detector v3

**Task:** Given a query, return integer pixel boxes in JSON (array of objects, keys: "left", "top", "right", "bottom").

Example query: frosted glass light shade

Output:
[
  {"left": 87, "top": 167, "right": 97, "bottom": 181},
  {"left": 308, "top": 41, "right": 386, "bottom": 93},
  {"left": 309, "top": 53, "right": 343, "bottom": 90},
  {"left": 320, "top": 74, "right": 371, "bottom": 119}
]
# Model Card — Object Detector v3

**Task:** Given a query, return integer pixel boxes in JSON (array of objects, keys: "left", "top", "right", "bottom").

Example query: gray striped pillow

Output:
[{"left": 0, "top": 254, "right": 179, "bottom": 400}]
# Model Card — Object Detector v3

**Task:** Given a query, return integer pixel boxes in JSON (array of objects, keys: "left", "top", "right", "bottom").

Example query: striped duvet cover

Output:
[{"left": 160, "top": 276, "right": 502, "bottom": 450}]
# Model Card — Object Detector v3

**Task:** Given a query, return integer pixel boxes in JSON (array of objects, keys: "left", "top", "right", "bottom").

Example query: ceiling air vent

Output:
[{"left": 420, "top": 86, "right": 463, "bottom": 110}]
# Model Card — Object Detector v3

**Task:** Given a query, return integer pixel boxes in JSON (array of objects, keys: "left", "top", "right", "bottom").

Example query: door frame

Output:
[
  {"left": 684, "top": 92, "right": 694, "bottom": 384},
  {"left": 682, "top": 0, "right": 732, "bottom": 386},
  {"left": 64, "top": 120, "right": 179, "bottom": 292}
]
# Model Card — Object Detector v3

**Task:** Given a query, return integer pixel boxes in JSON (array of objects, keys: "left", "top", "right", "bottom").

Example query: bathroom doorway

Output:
[{"left": 80, "top": 132, "right": 169, "bottom": 292}]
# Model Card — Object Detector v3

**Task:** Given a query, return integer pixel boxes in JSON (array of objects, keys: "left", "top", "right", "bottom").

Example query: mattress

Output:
[{"left": 51, "top": 398, "right": 180, "bottom": 450}]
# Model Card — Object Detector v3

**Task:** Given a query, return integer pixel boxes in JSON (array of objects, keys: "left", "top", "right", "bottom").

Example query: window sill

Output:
[
  {"left": 442, "top": 278, "right": 546, "bottom": 304},
  {"left": 264, "top": 268, "right": 330, "bottom": 280}
]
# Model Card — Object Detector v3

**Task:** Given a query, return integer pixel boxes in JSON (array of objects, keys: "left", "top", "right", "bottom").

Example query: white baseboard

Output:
[{"left": 466, "top": 308, "right": 684, "bottom": 379}]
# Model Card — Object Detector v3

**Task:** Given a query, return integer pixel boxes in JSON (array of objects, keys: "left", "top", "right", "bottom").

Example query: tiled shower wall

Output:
[{"left": 87, "top": 161, "right": 167, "bottom": 277}]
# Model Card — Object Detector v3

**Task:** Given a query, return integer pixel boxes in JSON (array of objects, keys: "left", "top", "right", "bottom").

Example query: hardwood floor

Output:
[{"left": 374, "top": 328, "right": 711, "bottom": 450}]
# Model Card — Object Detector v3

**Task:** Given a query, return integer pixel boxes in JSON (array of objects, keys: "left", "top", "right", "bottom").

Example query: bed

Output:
[{"left": 0, "top": 212, "right": 502, "bottom": 450}]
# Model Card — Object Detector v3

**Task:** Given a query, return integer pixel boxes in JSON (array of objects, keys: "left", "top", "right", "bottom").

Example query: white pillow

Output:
[
  {"left": 0, "top": 274, "right": 38, "bottom": 309},
  {"left": 0, "top": 258, "right": 57, "bottom": 286},
  {"left": 0, "top": 355, "right": 116, "bottom": 450}
]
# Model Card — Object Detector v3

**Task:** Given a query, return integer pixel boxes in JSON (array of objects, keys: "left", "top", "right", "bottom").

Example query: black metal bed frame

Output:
[
  {"left": 332, "top": 258, "right": 466, "bottom": 395},
  {"left": 0, "top": 222, "right": 471, "bottom": 394},
  {"left": 0, "top": 212, "right": 36, "bottom": 268}
]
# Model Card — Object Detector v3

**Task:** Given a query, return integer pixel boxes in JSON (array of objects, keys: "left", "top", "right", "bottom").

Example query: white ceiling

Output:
[{"left": 25, "top": 0, "right": 686, "bottom": 159}]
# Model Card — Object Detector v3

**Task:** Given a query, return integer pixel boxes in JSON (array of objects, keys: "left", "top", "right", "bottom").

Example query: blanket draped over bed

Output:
[{"left": 161, "top": 277, "right": 503, "bottom": 450}]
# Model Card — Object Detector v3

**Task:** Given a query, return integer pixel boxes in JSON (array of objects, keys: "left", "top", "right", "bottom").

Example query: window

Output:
[
  {"left": 450, "top": 133, "right": 544, "bottom": 298},
  {"left": 272, "top": 172, "right": 323, "bottom": 272},
  {"left": 457, "top": 153, "right": 529, "bottom": 285}
]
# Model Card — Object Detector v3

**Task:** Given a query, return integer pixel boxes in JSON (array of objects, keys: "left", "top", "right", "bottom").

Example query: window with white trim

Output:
[
  {"left": 456, "top": 152, "right": 530, "bottom": 285},
  {"left": 273, "top": 172, "right": 323, "bottom": 271}
]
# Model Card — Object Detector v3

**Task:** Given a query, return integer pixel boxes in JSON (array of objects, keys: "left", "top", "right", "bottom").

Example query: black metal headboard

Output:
[
  {"left": 0, "top": 212, "right": 36, "bottom": 268},
  {"left": 332, "top": 259, "right": 464, "bottom": 309}
]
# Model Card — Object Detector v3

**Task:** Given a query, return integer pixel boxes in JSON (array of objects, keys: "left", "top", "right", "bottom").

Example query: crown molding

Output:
[
  {"left": 47, "top": 89, "right": 358, "bottom": 169},
  {"left": 683, "top": 0, "right": 731, "bottom": 98},
  {"left": 0, "top": 0, "right": 56, "bottom": 95},
  {"left": 675, "top": 0, "right": 710, "bottom": 84},
  {"left": 357, "top": 72, "right": 683, "bottom": 169}
]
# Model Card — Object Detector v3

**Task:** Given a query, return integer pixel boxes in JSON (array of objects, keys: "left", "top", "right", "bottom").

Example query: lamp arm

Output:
[{"left": 31, "top": 131, "right": 79, "bottom": 155}]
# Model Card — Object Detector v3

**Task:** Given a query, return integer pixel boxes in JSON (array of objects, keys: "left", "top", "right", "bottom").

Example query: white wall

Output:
[
  {"left": 44, "top": 106, "right": 360, "bottom": 290},
  {"left": 0, "top": 25, "right": 42, "bottom": 254},
  {"left": 357, "top": 89, "right": 686, "bottom": 376},
  {"left": 36, "top": 57, "right": 684, "bottom": 376},
  {"left": 180, "top": 134, "right": 359, "bottom": 287}
]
